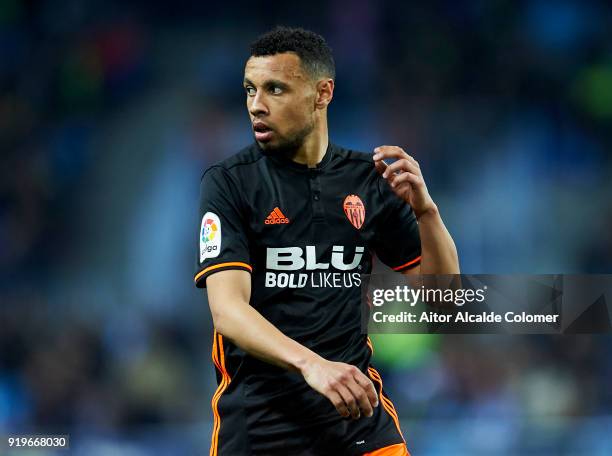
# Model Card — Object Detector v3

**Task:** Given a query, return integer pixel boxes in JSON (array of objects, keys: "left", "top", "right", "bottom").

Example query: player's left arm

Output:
[{"left": 373, "top": 145, "right": 459, "bottom": 275}]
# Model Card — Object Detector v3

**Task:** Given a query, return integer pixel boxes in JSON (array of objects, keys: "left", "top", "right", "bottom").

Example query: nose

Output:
[{"left": 249, "top": 91, "right": 268, "bottom": 117}]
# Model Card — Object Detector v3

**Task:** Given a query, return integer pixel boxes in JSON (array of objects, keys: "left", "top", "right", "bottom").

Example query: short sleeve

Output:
[
  {"left": 373, "top": 177, "right": 422, "bottom": 272},
  {"left": 194, "top": 166, "right": 251, "bottom": 288}
]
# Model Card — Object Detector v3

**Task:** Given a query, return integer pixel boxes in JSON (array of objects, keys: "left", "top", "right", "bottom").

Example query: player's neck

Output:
[{"left": 291, "top": 121, "right": 329, "bottom": 168}]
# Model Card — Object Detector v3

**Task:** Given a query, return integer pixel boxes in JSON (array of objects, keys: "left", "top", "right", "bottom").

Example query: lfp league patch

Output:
[{"left": 200, "top": 212, "right": 221, "bottom": 262}]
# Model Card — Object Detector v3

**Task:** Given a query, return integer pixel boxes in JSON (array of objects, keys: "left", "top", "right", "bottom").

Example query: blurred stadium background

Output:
[{"left": 1, "top": 0, "right": 612, "bottom": 454}]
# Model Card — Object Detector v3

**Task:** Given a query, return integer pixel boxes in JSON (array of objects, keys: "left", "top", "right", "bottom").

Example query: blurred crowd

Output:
[{"left": 1, "top": 0, "right": 612, "bottom": 454}]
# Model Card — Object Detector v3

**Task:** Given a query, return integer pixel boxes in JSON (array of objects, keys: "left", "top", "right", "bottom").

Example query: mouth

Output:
[{"left": 253, "top": 121, "right": 274, "bottom": 142}]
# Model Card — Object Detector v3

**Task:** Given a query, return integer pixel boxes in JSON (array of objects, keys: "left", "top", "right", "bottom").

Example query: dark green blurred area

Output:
[{"left": 1, "top": 0, "right": 612, "bottom": 454}]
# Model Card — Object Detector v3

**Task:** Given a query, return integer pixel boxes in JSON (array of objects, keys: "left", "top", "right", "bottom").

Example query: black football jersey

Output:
[{"left": 194, "top": 141, "right": 420, "bottom": 455}]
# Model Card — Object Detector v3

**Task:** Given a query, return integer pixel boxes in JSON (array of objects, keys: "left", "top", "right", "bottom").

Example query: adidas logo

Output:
[{"left": 265, "top": 207, "right": 290, "bottom": 225}]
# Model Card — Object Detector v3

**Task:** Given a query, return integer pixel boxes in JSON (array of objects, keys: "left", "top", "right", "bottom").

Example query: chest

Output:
[{"left": 240, "top": 167, "right": 384, "bottom": 250}]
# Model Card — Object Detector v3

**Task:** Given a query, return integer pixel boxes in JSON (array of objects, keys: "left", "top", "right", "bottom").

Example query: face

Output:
[{"left": 243, "top": 52, "right": 318, "bottom": 152}]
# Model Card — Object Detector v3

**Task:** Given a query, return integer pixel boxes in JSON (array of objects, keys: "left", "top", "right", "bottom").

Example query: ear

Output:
[{"left": 314, "top": 79, "right": 334, "bottom": 109}]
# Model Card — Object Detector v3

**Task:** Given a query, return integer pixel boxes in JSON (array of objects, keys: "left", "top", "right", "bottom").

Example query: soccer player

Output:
[{"left": 194, "top": 27, "right": 459, "bottom": 456}]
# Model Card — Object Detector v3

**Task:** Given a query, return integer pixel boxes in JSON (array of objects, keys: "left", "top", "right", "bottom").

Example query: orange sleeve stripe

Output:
[
  {"left": 210, "top": 331, "right": 231, "bottom": 456},
  {"left": 368, "top": 367, "right": 405, "bottom": 442},
  {"left": 392, "top": 256, "right": 421, "bottom": 271},
  {"left": 195, "top": 262, "right": 252, "bottom": 284}
]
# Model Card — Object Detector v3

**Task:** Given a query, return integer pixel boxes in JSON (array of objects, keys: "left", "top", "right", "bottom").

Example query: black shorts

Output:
[{"left": 210, "top": 366, "right": 406, "bottom": 456}]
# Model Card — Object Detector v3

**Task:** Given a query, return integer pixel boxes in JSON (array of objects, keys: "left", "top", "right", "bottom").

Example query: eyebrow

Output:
[{"left": 243, "top": 78, "right": 290, "bottom": 90}]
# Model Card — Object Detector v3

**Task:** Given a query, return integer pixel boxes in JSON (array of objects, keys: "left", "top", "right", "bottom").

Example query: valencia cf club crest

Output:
[{"left": 343, "top": 194, "right": 365, "bottom": 229}]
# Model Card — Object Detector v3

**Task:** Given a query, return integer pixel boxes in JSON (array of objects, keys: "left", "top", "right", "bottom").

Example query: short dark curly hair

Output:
[{"left": 250, "top": 26, "right": 335, "bottom": 80}]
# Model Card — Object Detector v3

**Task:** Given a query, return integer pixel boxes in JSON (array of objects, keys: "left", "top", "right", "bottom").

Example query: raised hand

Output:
[{"left": 373, "top": 145, "right": 437, "bottom": 219}]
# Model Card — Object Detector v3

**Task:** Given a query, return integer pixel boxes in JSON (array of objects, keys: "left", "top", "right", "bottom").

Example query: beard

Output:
[{"left": 256, "top": 120, "right": 315, "bottom": 157}]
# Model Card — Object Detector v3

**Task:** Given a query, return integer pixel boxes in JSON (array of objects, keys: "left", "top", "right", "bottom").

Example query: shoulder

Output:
[
  {"left": 331, "top": 143, "right": 376, "bottom": 169},
  {"left": 331, "top": 143, "right": 387, "bottom": 196},
  {"left": 201, "top": 143, "right": 264, "bottom": 180},
  {"left": 330, "top": 144, "right": 379, "bottom": 181}
]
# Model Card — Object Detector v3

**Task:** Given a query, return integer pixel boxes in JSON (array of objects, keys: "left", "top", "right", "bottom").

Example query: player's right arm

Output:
[{"left": 206, "top": 269, "right": 378, "bottom": 420}]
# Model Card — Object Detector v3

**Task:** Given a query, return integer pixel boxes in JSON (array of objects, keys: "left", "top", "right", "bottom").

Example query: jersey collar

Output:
[{"left": 258, "top": 141, "right": 335, "bottom": 171}]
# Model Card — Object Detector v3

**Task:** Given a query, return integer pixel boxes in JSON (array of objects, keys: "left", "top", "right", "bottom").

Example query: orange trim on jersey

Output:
[
  {"left": 366, "top": 336, "right": 374, "bottom": 355},
  {"left": 368, "top": 368, "right": 402, "bottom": 437},
  {"left": 392, "top": 256, "right": 421, "bottom": 271},
  {"left": 368, "top": 373, "right": 401, "bottom": 435},
  {"left": 210, "top": 332, "right": 223, "bottom": 456},
  {"left": 210, "top": 330, "right": 231, "bottom": 456},
  {"left": 368, "top": 369, "right": 396, "bottom": 416},
  {"left": 368, "top": 368, "right": 399, "bottom": 419},
  {"left": 362, "top": 442, "right": 411, "bottom": 456},
  {"left": 366, "top": 339, "right": 398, "bottom": 421},
  {"left": 194, "top": 262, "right": 252, "bottom": 284},
  {"left": 368, "top": 366, "right": 405, "bottom": 442}
]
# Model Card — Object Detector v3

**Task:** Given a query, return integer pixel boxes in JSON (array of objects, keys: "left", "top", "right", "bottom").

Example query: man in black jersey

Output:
[{"left": 194, "top": 27, "right": 459, "bottom": 456}]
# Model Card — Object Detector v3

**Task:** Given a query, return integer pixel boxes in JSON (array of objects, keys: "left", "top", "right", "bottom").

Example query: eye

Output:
[
  {"left": 270, "top": 86, "right": 282, "bottom": 95},
  {"left": 245, "top": 86, "right": 256, "bottom": 96}
]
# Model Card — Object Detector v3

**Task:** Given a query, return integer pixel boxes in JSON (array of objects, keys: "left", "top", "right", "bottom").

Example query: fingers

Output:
[
  {"left": 389, "top": 170, "right": 422, "bottom": 188},
  {"left": 327, "top": 390, "right": 350, "bottom": 418},
  {"left": 382, "top": 159, "right": 420, "bottom": 179},
  {"left": 345, "top": 376, "right": 373, "bottom": 418},
  {"left": 373, "top": 146, "right": 421, "bottom": 183},
  {"left": 325, "top": 374, "right": 358, "bottom": 419},
  {"left": 373, "top": 145, "right": 418, "bottom": 162},
  {"left": 325, "top": 365, "right": 379, "bottom": 420},
  {"left": 374, "top": 158, "right": 387, "bottom": 176},
  {"left": 346, "top": 366, "right": 379, "bottom": 417},
  {"left": 336, "top": 383, "right": 361, "bottom": 419},
  {"left": 353, "top": 371, "right": 379, "bottom": 410},
  {"left": 373, "top": 145, "right": 407, "bottom": 161}
]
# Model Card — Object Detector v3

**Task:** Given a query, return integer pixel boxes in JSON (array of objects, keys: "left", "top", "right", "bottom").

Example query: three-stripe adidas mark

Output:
[{"left": 265, "top": 207, "right": 290, "bottom": 225}]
